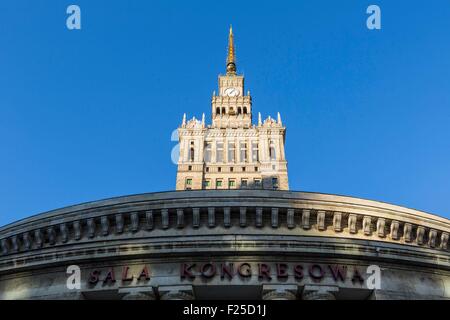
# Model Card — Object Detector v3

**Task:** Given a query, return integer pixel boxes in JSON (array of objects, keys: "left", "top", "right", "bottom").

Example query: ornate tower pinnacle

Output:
[{"left": 226, "top": 25, "right": 236, "bottom": 75}]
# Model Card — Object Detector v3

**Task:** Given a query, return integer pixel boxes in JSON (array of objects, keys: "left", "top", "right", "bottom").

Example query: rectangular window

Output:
[
  {"left": 204, "top": 142, "right": 212, "bottom": 162},
  {"left": 216, "top": 179, "right": 223, "bottom": 188},
  {"left": 252, "top": 142, "right": 259, "bottom": 162},
  {"left": 269, "top": 140, "right": 276, "bottom": 161},
  {"left": 240, "top": 142, "right": 248, "bottom": 163},
  {"left": 254, "top": 179, "right": 261, "bottom": 188},
  {"left": 228, "top": 179, "right": 236, "bottom": 188},
  {"left": 241, "top": 179, "right": 248, "bottom": 188},
  {"left": 216, "top": 142, "right": 224, "bottom": 163},
  {"left": 189, "top": 141, "right": 195, "bottom": 162},
  {"left": 203, "top": 180, "right": 210, "bottom": 189},
  {"left": 186, "top": 178, "right": 192, "bottom": 185},
  {"left": 228, "top": 142, "right": 236, "bottom": 162},
  {"left": 272, "top": 177, "right": 279, "bottom": 189}
]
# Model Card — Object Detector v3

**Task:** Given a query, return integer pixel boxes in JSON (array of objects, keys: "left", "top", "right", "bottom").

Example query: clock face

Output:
[{"left": 224, "top": 87, "right": 240, "bottom": 97}]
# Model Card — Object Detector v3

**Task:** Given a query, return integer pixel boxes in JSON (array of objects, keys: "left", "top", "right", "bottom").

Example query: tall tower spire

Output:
[{"left": 226, "top": 25, "right": 236, "bottom": 75}]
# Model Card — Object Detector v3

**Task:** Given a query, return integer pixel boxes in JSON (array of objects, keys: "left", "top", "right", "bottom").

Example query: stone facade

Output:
[
  {"left": 0, "top": 190, "right": 449, "bottom": 300},
  {"left": 176, "top": 27, "right": 289, "bottom": 191}
]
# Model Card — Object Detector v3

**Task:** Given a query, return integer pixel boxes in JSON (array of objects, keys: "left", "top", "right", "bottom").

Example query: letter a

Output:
[
  {"left": 66, "top": 265, "right": 81, "bottom": 290},
  {"left": 66, "top": 5, "right": 81, "bottom": 30},
  {"left": 366, "top": 265, "right": 381, "bottom": 289},
  {"left": 366, "top": 5, "right": 381, "bottom": 30}
]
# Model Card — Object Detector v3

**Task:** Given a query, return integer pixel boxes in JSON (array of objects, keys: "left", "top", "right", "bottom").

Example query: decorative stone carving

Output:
[
  {"left": 130, "top": 212, "right": 139, "bottom": 232},
  {"left": 11, "top": 236, "right": 19, "bottom": 252},
  {"left": 256, "top": 207, "right": 263, "bottom": 228},
  {"left": 348, "top": 214, "right": 357, "bottom": 234},
  {"left": 47, "top": 227, "right": 56, "bottom": 245},
  {"left": 73, "top": 221, "right": 81, "bottom": 240},
  {"left": 161, "top": 209, "right": 169, "bottom": 229},
  {"left": 159, "top": 286, "right": 194, "bottom": 300},
  {"left": 271, "top": 208, "right": 279, "bottom": 228},
  {"left": 192, "top": 208, "right": 200, "bottom": 228},
  {"left": 302, "top": 209, "right": 310, "bottom": 230},
  {"left": 287, "top": 208, "right": 295, "bottom": 229},
  {"left": 428, "top": 229, "right": 437, "bottom": 248},
  {"left": 441, "top": 232, "right": 449, "bottom": 250},
  {"left": 363, "top": 216, "right": 372, "bottom": 235},
  {"left": 208, "top": 207, "right": 215, "bottom": 227},
  {"left": 302, "top": 285, "right": 338, "bottom": 300},
  {"left": 87, "top": 219, "right": 95, "bottom": 238},
  {"left": 223, "top": 207, "right": 231, "bottom": 228},
  {"left": 34, "top": 229, "right": 43, "bottom": 248},
  {"left": 122, "top": 292, "right": 156, "bottom": 300},
  {"left": 176, "top": 209, "right": 184, "bottom": 228},
  {"left": 1, "top": 239, "right": 9, "bottom": 255},
  {"left": 23, "top": 232, "right": 31, "bottom": 249},
  {"left": 262, "top": 285, "right": 297, "bottom": 300},
  {"left": 145, "top": 210, "right": 154, "bottom": 230},
  {"left": 100, "top": 216, "right": 109, "bottom": 236},
  {"left": 60, "top": 223, "right": 68, "bottom": 243},
  {"left": 333, "top": 212, "right": 342, "bottom": 232},
  {"left": 317, "top": 210, "right": 326, "bottom": 231},
  {"left": 377, "top": 218, "right": 386, "bottom": 237},
  {"left": 403, "top": 223, "right": 413, "bottom": 242},
  {"left": 416, "top": 226, "right": 425, "bottom": 245},
  {"left": 119, "top": 288, "right": 156, "bottom": 300},
  {"left": 115, "top": 214, "right": 124, "bottom": 234},
  {"left": 240, "top": 207, "right": 246, "bottom": 227},
  {"left": 390, "top": 220, "right": 400, "bottom": 240}
]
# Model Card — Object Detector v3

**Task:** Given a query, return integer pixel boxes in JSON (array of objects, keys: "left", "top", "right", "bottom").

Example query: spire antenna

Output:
[{"left": 226, "top": 25, "right": 236, "bottom": 75}]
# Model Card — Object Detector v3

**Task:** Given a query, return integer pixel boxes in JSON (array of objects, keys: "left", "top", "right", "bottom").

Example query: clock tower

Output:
[
  {"left": 176, "top": 26, "right": 289, "bottom": 191},
  {"left": 212, "top": 26, "right": 252, "bottom": 129}
]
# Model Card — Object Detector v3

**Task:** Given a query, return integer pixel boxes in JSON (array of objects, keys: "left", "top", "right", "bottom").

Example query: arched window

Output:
[
  {"left": 269, "top": 140, "right": 276, "bottom": 161},
  {"left": 237, "top": 107, "right": 242, "bottom": 114},
  {"left": 189, "top": 141, "right": 195, "bottom": 162},
  {"left": 216, "top": 107, "right": 220, "bottom": 115},
  {"left": 221, "top": 107, "right": 226, "bottom": 114},
  {"left": 243, "top": 107, "right": 248, "bottom": 114}
]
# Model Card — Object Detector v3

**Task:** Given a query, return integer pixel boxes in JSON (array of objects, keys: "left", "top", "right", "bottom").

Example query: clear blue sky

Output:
[{"left": 1, "top": 1, "right": 449, "bottom": 226}]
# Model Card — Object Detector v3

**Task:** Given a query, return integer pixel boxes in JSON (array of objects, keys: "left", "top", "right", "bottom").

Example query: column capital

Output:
[
  {"left": 262, "top": 284, "right": 297, "bottom": 300},
  {"left": 302, "top": 285, "right": 339, "bottom": 300},
  {"left": 159, "top": 285, "right": 194, "bottom": 300}
]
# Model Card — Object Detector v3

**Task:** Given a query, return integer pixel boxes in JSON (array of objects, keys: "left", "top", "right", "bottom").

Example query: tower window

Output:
[
  {"left": 216, "top": 107, "right": 220, "bottom": 115},
  {"left": 206, "top": 167, "right": 209, "bottom": 172},
  {"left": 230, "top": 167, "right": 234, "bottom": 172},
  {"left": 269, "top": 140, "right": 276, "bottom": 161},
  {"left": 240, "top": 142, "right": 248, "bottom": 162},
  {"left": 204, "top": 142, "right": 212, "bottom": 162},
  {"left": 204, "top": 180, "right": 211, "bottom": 189},
  {"left": 188, "top": 165, "right": 192, "bottom": 171},
  {"left": 218, "top": 167, "right": 222, "bottom": 172},
  {"left": 189, "top": 141, "right": 195, "bottom": 162},
  {"left": 252, "top": 142, "right": 259, "bottom": 162},
  {"left": 221, "top": 107, "right": 226, "bottom": 114},
  {"left": 185, "top": 178, "right": 192, "bottom": 190},
  {"left": 216, "top": 142, "right": 224, "bottom": 162},
  {"left": 254, "top": 166, "right": 258, "bottom": 172},
  {"left": 228, "top": 142, "right": 236, "bottom": 162},
  {"left": 243, "top": 107, "right": 248, "bottom": 114},
  {"left": 228, "top": 179, "right": 236, "bottom": 188},
  {"left": 272, "top": 177, "right": 279, "bottom": 189},
  {"left": 241, "top": 179, "right": 248, "bottom": 188},
  {"left": 216, "top": 179, "right": 223, "bottom": 188},
  {"left": 242, "top": 167, "right": 246, "bottom": 172},
  {"left": 237, "top": 107, "right": 242, "bottom": 114}
]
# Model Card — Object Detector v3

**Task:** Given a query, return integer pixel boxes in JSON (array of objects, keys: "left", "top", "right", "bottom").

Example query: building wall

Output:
[{"left": 0, "top": 190, "right": 449, "bottom": 300}]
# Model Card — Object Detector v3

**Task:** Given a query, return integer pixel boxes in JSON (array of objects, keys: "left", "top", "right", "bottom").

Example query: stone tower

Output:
[{"left": 176, "top": 26, "right": 288, "bottom": 191}]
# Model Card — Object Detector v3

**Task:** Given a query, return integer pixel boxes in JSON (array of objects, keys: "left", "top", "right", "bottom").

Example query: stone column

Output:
[
  {"left": 159, "top": 285, "right": 194, "bottom": 300},
  {"left": 302, "top": 285, "right": 338, "bottom": 300},
  {"left": 262, "top": 285, "right": 297, "bottom": 300}
]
